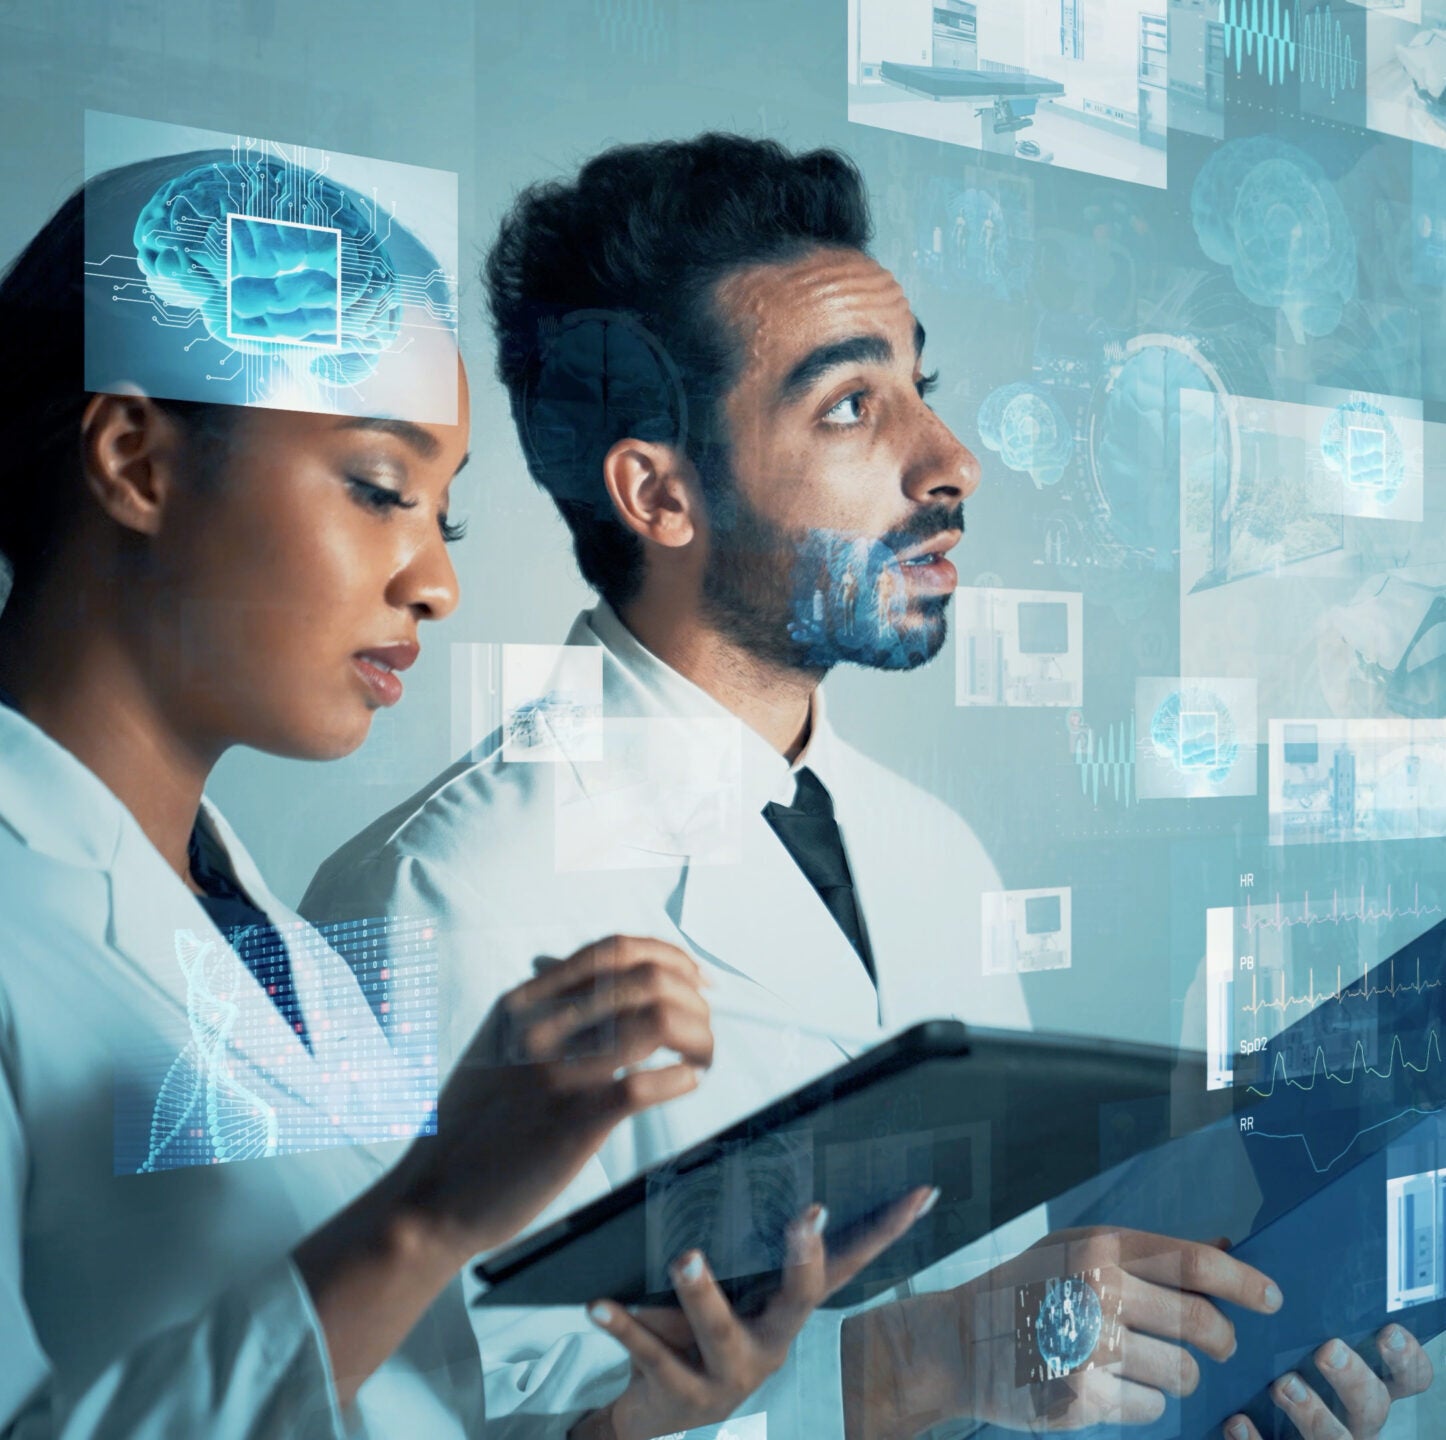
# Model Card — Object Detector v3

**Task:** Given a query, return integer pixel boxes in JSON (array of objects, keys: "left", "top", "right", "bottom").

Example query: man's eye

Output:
[
  {"left": 822, "top": 391, "right": 868, "bottom": 426},
  {"left": 347, "top": 477, "right": 417, "bottom": 513}
]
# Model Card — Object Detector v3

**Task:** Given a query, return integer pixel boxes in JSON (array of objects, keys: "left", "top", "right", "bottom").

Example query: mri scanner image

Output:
[{"left": 7, "top": 0, "right": 1446, "bottom": 1433}]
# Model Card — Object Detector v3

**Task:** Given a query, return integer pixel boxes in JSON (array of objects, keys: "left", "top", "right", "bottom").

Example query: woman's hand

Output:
[
  {"left": 571, "top": 1187, "right": 939, "bottom": 1440},
  {"left": 1224, "top": 1324, "right": 1434, "bottom": 1440},
  {"left": 393, "top": 933, "right": 714, "bottom": 1259}
]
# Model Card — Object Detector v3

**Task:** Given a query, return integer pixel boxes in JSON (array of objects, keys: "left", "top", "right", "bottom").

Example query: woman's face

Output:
[{"left": 152, "top": 359, "right": 470, "bottom": 761}]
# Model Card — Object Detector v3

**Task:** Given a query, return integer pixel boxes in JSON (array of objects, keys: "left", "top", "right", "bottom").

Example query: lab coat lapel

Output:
[{"left": 676, "top": 809, "right": 882, "bottom": 1047}]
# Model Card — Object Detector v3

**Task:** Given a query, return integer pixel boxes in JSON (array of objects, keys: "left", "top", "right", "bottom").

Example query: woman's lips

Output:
[
  {"left": 352, "top": 642, "right": 418, "bottom": 708},
  {"left": 353, "top": 655, "right": 404, "bottom": 706}
]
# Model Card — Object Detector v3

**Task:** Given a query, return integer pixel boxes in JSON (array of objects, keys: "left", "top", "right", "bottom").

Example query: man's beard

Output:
[{"left": 700, "top": 480, "right": 963, "bottom": 675}]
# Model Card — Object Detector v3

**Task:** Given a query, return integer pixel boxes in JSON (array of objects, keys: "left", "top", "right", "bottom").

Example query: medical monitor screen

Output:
[
  {"left": 1025, "top": 895, "right": 1062, "bottom": 935},
  {"left": 1016, "top": 602, "right": 1069, "bottom": 655}
]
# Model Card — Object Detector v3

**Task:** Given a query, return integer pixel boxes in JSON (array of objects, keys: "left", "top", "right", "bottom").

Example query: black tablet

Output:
[{"left": 472, "top": 1020, "right": 1233, "bottom": 1311}]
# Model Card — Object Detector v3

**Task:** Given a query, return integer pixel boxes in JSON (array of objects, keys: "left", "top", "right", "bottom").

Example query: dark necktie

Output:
[{"left": 763, "top": 767, "right": 877, "bottom": 986}]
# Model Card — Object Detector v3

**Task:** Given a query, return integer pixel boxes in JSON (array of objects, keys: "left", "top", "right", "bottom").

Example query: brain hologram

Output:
[{"left": 134, "top": 158, "right": 401, "bottom": 385}]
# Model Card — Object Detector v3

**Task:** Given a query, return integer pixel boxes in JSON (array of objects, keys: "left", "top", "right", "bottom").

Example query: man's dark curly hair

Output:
[{"left": 484, "top": 133, "right": 873, "bottom": 606}]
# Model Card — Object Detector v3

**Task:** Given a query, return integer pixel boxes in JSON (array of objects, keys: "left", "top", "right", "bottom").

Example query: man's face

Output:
[{"left": 698, "top": 246, "right": 980, "bottom": 673}]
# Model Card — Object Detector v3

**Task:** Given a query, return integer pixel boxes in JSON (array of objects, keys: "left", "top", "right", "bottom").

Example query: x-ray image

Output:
[
  {"left": 645, "top": 1130, "right": 813, "bottom": 1295},
  {"left": 955, "top": 587, "right": 1083, "bottom": 707},
  {"left": 502, "top": 645, "right": 604, "bottom": 764}
]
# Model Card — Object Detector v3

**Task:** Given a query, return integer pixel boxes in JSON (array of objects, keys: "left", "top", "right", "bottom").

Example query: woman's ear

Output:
[
  {"left": 78, "top": 393, "right": 185, "bottom": 538},
  {"left": 601, "top": 437, "right": 701, "bottom": 551}
]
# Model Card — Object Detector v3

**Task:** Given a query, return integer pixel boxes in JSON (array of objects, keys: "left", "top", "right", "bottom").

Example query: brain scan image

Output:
[
  {"left": 1136, "top": 676, "right": 1258, "bottom": 799},
  {"left": 977, "top": 382, "right": 1074, "bottom": 489},
  {"left": 84, "top": 111, "right": 458, "bottom": 421},
  {"left": 1319, "top": 397, "right": 1407, "bottom": 501},
  {"left": 1191, "top": 136, "right": 1357, "bottom": 342}
]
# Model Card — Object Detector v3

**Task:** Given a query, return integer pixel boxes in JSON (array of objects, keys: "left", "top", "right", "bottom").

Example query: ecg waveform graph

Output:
[
  {"left": 1073, "top": 714, "right": 1135, "bottom": 807},
  {"left": 1241, "top": 953, "right": 1443, "bottom": 1023},
  {"left": 1241, "top": 884, "right": 1442, "bottom": 936},
  {"left": 1218, "top": 0, "right": 1360, "bottom": 97}
]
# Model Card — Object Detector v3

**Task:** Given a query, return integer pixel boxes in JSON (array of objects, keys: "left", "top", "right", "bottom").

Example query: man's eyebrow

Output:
[
  {"left": 335, "top": 416, "right": 441, "bottom": 460},
  {"left": 776, "top": 334, "right": 895, "bottom": 406}
]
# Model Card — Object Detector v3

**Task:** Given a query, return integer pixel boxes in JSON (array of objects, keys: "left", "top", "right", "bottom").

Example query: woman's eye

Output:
[
  {"left": 347, "top": 477, "right": 417, "bottom": 513},
  {"left": 822, "top": 391, "right": 868, "bottom": 427}
]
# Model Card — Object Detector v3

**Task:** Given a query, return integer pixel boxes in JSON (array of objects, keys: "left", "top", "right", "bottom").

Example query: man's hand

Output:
[
  {"left": 391, "top": 934, "right": 714, "bottom": 1259},
  {"left": 1224, "top": 1324, "right": 1434, "bottom": 1440},
  {"left": 571, "top": 1188, "right": 939, "bottom": 1440},
  {"left": 843, "top": 1227, "right": 1285, "bottom": 1437}
]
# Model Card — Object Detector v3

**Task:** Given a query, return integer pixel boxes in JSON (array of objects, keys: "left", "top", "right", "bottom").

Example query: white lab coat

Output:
[
  {"left": 0, "top": 704, "right": 487, "bottom": 1438},
  {"left": 302, "top": 603, "right": 1037, "bottom": 1439}
]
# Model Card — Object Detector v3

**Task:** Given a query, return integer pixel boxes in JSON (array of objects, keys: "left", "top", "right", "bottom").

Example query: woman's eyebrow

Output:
[{"left": 335, "top": 416, "right": 441, "bottom": 460}]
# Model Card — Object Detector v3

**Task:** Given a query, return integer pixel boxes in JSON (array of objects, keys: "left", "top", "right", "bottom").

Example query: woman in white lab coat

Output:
[{"left": 0, "top": 157, "right": 924, "bottom": 1439}]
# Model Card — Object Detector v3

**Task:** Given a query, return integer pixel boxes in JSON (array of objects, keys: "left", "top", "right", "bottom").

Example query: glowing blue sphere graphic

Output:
[
  {"left": 1319, "top": 400, "right": 1405, "bottom": 501},
  {"left": 978, "top": 382, "right": 1073, "bottom": 488},
  {"left": 1150, "top": 687, "right": 1239, "bottom": 785},
  {"left": 134, "top": 159, "right": 401, "bottom": 385},
  {"left": 1036, "top": 1276, "right": 1103, "bottom": 1376}
]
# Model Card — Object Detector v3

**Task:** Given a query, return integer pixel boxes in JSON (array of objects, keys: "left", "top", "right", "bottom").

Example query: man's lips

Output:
[
  {"left": 896, "top": 530, "right": 963, "bottom": 566},
  {"left": 892, "top": 531, "right": 961, "bottom": 595},
  {"left": 353, "top": 641, "right": 419, "bottom": 707}
]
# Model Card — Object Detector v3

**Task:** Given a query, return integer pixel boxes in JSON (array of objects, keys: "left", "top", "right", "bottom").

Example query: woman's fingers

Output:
[
  {"left": 820, "top": 1187, "right": 937, "bottom": 1297},
  {"left": 668, "top": 1249, "right": 752, "bottom": 1381},
  {"left": 523, "top": 966, "right": 710, "bottom": 1060},
  {"left": 586, "top": 1299, "right": 706, "bottom": 1406},
  {"left": 510, "top": 935, "right": 705, "bottom": 1011}
]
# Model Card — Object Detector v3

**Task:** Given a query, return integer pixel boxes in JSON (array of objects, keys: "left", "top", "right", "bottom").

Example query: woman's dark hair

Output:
[
  {"left": 0, "top": 155, "right": 246, "bottom": 602},
  {"left": 484, "top": 133, "right": 874, "bottom": 607}
]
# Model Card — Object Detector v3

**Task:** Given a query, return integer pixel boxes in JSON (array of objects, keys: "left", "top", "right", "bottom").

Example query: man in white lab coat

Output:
[{"left": 304, "top": 135, "right": 1408, "bottom": 1440}]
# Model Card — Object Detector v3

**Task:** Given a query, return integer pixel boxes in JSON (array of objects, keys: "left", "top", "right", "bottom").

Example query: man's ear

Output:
[
  {"left": 601, "top": 438, "right": 701, "bottom": 550},
  {"left": 78, "top": 393, "right": 186, "bottom": 539}
]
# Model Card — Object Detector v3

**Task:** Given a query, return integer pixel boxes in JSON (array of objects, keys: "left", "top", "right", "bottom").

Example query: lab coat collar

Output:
[
  {"left": 0, "top": 707, "right": 397, "bottom": 1151},
  {"left": 583, "top": 600, "right": 839, "bottom": 816},
  {"left": 581, "top": 603, "right": 881, "bottom": 1042}
]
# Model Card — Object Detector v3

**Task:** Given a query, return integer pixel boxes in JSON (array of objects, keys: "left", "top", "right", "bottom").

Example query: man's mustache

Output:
[{"left": 880, "top": 503, "right": 966, "bottom": 555}]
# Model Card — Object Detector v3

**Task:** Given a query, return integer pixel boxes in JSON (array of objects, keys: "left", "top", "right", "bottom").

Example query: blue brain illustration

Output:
[
  {"left": 1191, "top": 136, "right": 1356, "bottom": 342},
  {"left": 133, "top": 160, "right": 401, "bottom": 385},
  {"left": 1319, "top": 399, "right": 1406, "bottom": 502},
  {"left": 1150, "top": 687, "right": 1239, "bottom": 786},
  {"left": 977, "top": 383, "right": 1073, "bottom": 488}
]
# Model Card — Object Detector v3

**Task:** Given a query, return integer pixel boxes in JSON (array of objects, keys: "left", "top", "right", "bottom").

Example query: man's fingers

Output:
[
  {"left": 1037, "top": 1367, "right": 1168, "bottom": 1429},
  {"left": 1118, "top": 1272, "right": 1237, "bottom": 1363},
  {"left": 586, "top": 1299, "right": 705, "bottom": 1405},
  {"left": 1268, "top": 1371, "right": 1351, "bottom": 1440},
  {"left": 1222, "top": 1415, "right": 1262, "bottom": 1440},
  {"left": 1118, "top": 1328, "right": 1202, "bottom": 1399},
  {"left": 1120, "top": 1233, "right": 1283, "bottom": 1316},
  {"left": 821, "top": 1187, "right": 937, "bottom": 1298},
  {"left": 1312, "top": 1337, "right": 1391, "bottom": 1437},
  {"left": 1378, "top": 1323, "right": 1434, "bottom": 1400}
]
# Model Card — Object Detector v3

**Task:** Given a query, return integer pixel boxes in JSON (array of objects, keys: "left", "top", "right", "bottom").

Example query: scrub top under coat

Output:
[
  {"left": 303, "top": 601, "right": 1040, "bottom": 1440},
  {"left": 0, "top": 702, "right": 486, "bottom": 1438}
]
